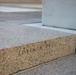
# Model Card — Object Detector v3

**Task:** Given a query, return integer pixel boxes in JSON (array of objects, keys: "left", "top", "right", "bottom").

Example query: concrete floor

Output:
[
  {"left": 0, "top": 7, "right": 41, "bottom": 12},
  {"left": 13, "top": 54, "right": 76, "bottom": 75},
  {"left": 0, "top": 3, "right": 42, "bottom": 9},
  {"left": 0, "top": 7, "right": 42, "bottom": 24}
]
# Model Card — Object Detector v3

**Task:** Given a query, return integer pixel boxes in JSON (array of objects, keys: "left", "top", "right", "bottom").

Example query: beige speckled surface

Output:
[
  {"left": 13, "top": 54, "right": 76, "bottom": 75},
  {"left": 0, "top": 24, "right": 76, "bottom": 75}
]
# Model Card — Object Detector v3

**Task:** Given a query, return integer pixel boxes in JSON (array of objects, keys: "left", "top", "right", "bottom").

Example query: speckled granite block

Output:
[
  {"left": 13, "top": 54, "right": 76, "bottom": 75},
  {"left": 0, "top": 24, "right": 76, "bottom": 75}
]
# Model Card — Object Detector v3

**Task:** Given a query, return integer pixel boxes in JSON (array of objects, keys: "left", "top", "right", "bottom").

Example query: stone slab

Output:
[{"left": 0, "top": 24, "right": 76, "bottom": 75}]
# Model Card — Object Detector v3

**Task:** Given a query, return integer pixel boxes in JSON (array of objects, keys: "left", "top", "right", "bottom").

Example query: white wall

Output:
[{"left": 42, "top": 0, "right": 76, "bottom": 29}]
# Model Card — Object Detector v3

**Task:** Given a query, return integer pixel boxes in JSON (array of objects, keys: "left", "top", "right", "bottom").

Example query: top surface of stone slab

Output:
[{"left": 0, "top": 24, "right": 74, "bottom": 49}]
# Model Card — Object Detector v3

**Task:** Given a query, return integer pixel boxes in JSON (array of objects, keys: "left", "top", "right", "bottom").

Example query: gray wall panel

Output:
[{"left": 42, "top": 0, "right": 76, "bottom": 29}]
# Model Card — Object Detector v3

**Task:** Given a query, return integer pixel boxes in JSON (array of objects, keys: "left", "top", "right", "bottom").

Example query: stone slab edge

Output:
[{"left": 0, "top": 34, "right": 76, "bottom": 75}]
